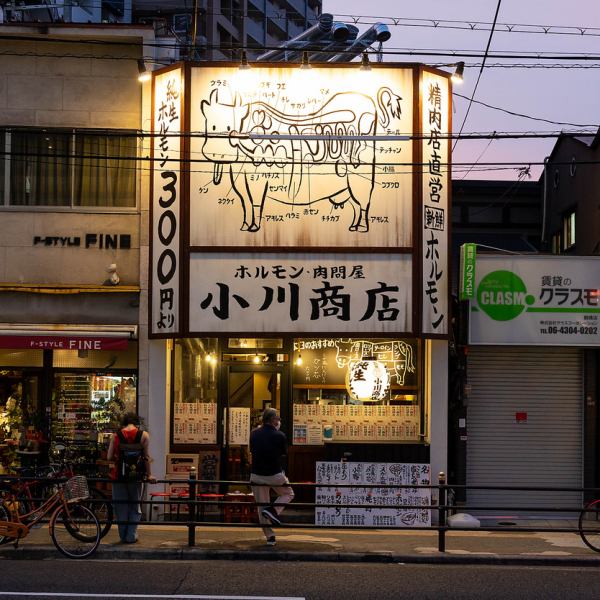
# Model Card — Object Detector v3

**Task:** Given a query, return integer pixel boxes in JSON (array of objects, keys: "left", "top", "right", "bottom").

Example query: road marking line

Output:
[{"left": 0, "top": 594, "right": 305, "bottom": 600}]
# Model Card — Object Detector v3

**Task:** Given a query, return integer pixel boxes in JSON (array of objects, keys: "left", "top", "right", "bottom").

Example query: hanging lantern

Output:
[{"left": 345, "top": 359, "right": 390, "bottom": 402}]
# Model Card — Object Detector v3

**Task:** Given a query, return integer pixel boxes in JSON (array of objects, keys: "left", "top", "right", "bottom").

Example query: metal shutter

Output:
[{"left": 466, "top": 346, "right": 583, "bottom": 517}]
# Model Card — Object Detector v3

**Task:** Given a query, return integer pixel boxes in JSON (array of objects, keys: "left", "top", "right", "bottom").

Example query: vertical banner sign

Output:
[
  {"left": 421, "top": 71, "right": 450, "bottom": 335},
  {"left": 151, "top": 68, "right": 182, "bottom": 336},
  {"left": 459, "top": 243, "right": 477, "bottom": 300}
]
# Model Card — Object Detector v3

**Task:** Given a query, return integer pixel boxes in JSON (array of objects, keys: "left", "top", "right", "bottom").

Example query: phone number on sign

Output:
[{"left": 541, "top": 326, "right": 598, "bottom": 335}]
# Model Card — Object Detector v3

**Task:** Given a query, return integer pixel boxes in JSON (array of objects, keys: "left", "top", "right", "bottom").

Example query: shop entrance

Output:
[
  {"left": 0, "top": 369, "right": 44, "bottom": 471},
  {"left": 222, "top": 361, "right": 287, "bottom": 483}
]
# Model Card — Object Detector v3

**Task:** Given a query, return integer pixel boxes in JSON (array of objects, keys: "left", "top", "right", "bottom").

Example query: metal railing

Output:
[{"left": 2, "top": 470, "right": 599, "bottom": 552}]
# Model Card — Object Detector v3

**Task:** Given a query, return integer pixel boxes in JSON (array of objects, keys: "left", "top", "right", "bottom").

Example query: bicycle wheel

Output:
[
  {"left": 50, "top": 504, "right": 100, "bottom": 559},
  {"left": 579, "top": 499, "right": 600, "bottom": 552},
  {"left": 87, "top": 488, "right": 113, "bottom": 539},
  {"left": 0, "top": 502, "right": 11, "bottom": 545}
]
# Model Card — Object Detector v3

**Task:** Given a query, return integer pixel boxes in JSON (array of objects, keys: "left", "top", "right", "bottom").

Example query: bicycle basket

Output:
[{"left": 63, "top": 475, "right": 90, "bottom": 502}]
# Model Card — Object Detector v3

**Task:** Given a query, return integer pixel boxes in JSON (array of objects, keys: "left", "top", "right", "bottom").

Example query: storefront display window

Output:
[
  {"left": 52, "top": 373, "right": 137, "bottom": 461},
  {"left": 172, "top": 338, "right": 219, "bottom": 445},
  {"left": 0, "top": 369, "right": 42, "bottom": 472},
  {"left": 292, "top": 338, "right": 423, "bottom": 445}
]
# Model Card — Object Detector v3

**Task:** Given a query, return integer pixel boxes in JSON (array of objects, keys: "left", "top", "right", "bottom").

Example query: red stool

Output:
[
  {"left": 147, "top": 491, "right": 171, "bottom": 521},
  {"left": 224, "top": 492, "right": 255, "bottom": 523},
  {"left": 197, "top": 493, "right": 224, "bottom": 521}
]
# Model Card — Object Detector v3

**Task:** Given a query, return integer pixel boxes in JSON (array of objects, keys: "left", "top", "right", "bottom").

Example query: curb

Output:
[{"left": 2, "top": 545, "right": 600, "bottom": 566}]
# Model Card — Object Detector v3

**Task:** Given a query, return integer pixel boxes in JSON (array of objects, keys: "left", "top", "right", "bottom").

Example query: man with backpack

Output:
[{"left": 107, "top": 412, "right": 155, "bottom": 543}]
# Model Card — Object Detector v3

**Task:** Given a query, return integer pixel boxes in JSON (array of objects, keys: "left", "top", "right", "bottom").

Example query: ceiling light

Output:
[
  {"left": 239, "top": 49, "right": 250, "bottom": 70},
  {"left": 137, "top": 59, "right": 151, "bottom": 83},
  {"left": 360, "top": 52, "right": 371, "bottom": 71},
  {"left": 451, "top": 61, "right": 465, "bottom": 84},
  {"left": 300, "top": 51, "right": 311, "bottom": 70}
]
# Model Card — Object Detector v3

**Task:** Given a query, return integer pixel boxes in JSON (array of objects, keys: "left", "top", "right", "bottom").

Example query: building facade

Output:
[
  {"left": 144, "top": 60, "right": 452, "bottom": 523},
  {"left": 0, "top": 24, "right": 152, "bottom": 472}
]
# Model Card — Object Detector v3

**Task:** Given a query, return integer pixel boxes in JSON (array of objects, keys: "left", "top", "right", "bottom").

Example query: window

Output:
[
  {"left": 1, "top": 128, "right": 137, "bottom": 209},
  {"left": 570, "top": 157, "right": 577, "bottom": 177},
  {"left": 551, "top": 232, "right": 561, "bottom": 255},
  {"left": 563, "top": 210, "right": 576, "bottom": 249}
]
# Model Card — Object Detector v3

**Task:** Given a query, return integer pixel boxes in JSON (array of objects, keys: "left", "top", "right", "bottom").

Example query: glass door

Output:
[{"left": 223, "top": 363, "right": 284, "bottom": 483}]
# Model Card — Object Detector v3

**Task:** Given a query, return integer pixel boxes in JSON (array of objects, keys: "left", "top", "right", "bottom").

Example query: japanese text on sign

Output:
[
  {"left": 189, "top": 254, "right": 413, "bottom": 333},
  {"left": 315, "top": 461, "right": 431, "bottom": 527},
  {"left": 152, "top": 68, "right": 182, "bottom": 335},
  {"left": 421, "top": 71, "right": 449, "bottom": 335}
]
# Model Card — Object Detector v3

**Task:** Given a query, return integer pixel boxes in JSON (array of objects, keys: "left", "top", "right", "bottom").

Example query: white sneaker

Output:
[{"left": 266, "top": 536, "right": 276, "bottom": 546}]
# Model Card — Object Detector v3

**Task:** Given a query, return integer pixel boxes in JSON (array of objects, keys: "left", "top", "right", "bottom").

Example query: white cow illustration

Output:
[
  {"left": 334, "top": 338, "right": 415, "bottom": 385},
  {"left": 200, "top": 87, "right": 402, "bottom": 233}
]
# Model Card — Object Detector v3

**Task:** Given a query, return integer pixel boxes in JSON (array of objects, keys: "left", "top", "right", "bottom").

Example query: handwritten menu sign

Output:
[
  {"left": 315, "top": 461, "right": 431, "bottom": 527},
  {"left": 173, "top": 402, "right": 217, "bottom": 444},
  {"left": 293, "top": 338, "right": 418, "bottom": 387},
  {"left": 227, "top": 407, "right": 251, "bottom": 445}
]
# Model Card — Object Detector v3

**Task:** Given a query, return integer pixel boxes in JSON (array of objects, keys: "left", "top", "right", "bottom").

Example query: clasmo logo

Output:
[{"left": 476, "top": 270, "right": 536, "bottom": 321}]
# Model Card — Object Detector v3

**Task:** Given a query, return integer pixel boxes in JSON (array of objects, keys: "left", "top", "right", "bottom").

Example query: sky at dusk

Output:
[{"left": 324, "top": 0, "right": 600, "bottom": 181}]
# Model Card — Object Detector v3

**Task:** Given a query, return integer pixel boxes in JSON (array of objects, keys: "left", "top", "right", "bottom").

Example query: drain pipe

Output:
[{"left": 541, "top": 156, "right": 549, "bottom": 246}]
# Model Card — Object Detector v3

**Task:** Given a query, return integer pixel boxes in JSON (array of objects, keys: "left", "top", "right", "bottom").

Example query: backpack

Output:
[{"left": 116, "top": 428, "right": 146, "bottom": 482}]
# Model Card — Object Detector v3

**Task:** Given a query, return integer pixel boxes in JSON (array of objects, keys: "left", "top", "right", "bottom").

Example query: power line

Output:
[
  {"left": 6, "top": 32, "right": 600, "bottom": 62},
  {"left": 11, "top": 4, "right": 600, "bottom": 40},
  {"left": 3, "top": 147, "right": 600, "bottom": 168},
  {"left": 2, "top": 128, "right": 598, "bottom": 141},
  {"left": 453, "top": 0, "right": 502, "bottom": 152},
  {"left": 453, "top": 92, "right": 600, "bottom": 128}
]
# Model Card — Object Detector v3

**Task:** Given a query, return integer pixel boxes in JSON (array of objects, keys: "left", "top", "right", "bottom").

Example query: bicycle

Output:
[
  {"left": 0, "top": 475, "right": 101, "bottom": 559},
  {"left": 579, "top": 498, "right": 600, "bottom": 552},
  {"left": 11, "top": 447, "right": 113, "bottom": 539}
]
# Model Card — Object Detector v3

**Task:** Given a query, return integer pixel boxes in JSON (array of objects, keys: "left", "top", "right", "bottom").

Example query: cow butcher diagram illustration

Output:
[{"left": 199, "top": 86, "right": 403, "bottom": 234}]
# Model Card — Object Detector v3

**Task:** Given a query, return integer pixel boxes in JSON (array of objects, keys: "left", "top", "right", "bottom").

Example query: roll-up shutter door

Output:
[{"left": 466, "top": 346, "right": 583, "bottom": 517}]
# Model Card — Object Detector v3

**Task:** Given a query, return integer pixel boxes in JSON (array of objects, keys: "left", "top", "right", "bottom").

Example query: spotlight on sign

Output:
[{"left": 346, "top": 359, "right": 390, "bottom": 402}]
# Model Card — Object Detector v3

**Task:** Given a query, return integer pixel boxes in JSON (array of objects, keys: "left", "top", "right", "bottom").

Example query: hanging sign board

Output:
[
  {"left": 151, "top": 66, "right": 183, "bottom": 336},
  {"left": 421, "top": 70, "right": 450, "bottom": 335},
  {"left": 189, "top": 253, "right": 412, "bottom": 333},
  {"left": 469, "top": 255, "right": 600, "bottom": 345},
  {"left": 459, "top": 243, "right": 477, "bottom": 300}
]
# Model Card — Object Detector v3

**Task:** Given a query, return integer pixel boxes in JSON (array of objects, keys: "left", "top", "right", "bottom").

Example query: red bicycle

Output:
[{"left": 7, "top": 445, "right": 113, "bottom": 539}]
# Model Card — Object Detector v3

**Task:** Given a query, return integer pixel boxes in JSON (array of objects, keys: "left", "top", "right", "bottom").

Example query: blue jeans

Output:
[{"left": 112, "top": 481, "right": 142, "bottom": 542}]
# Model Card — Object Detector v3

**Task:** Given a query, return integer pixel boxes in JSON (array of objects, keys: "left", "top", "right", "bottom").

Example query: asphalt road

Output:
[{"left": 0, "top": 560, "right": 598, "bottom": 599}]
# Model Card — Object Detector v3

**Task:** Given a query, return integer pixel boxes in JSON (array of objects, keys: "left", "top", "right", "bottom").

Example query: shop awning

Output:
[{"left": 0, "top": 323, "right": 137, "bottom": 351}]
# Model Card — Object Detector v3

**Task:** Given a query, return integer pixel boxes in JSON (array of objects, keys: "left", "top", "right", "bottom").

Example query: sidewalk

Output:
[{"left": 3, "top": 520, "right": 600, "bottom": 565}]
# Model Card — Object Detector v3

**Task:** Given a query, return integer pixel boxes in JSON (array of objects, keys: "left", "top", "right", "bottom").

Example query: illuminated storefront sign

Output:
[
  {"left": 151, "top": 66, "right": 183, "bottom": 336},
  {"left": 469, "top": 255, "right": 600, "bottom": 345},
  {"left": 189, "top": 66, "right": 413, "bottom": 249},
  {"left": 189, "top": 253, "right": 412, "bottom": 333},
  {"left": 421, "top": 70, "right": 450, "bottom": 335},
  {"left": 149, "top": 63, "right": 451, "bottom": 339}
]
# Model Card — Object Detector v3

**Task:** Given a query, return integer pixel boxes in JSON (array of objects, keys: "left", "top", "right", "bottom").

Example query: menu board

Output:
[
  {"left": 294, "top": 338, "right": 418, "bottom": 387},
  {"left": 227, "top": 407, "right": 251, "bottom": 445},
  {"left": 293, "top": 403, "right": 420, "bottom": 444},
  {"left": 315, "top": 461, "right": 431, "bottom": 527},
  {"left": 173, "top": 402, "right": 217, "bottom": 444}
]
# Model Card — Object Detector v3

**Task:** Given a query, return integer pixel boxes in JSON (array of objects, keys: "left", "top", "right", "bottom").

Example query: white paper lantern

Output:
[{"left": 346, "top": 359, "right": 390, "bottom": 402}]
